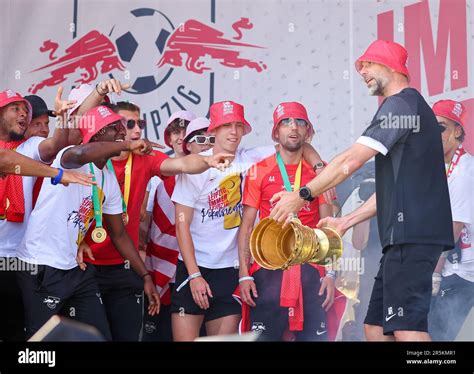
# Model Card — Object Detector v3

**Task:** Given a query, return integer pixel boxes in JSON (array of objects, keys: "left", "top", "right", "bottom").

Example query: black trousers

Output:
[
  {"left": 92, "top": 263, "right": 144, "bottom": 341},
  {"left": 0, "top": 257, "right": 25, "bottom": 341},
  {"left": 429, "top": 273, "right": 474, "bottom": 341},
  {"left": 16, "top": 262, "right": 111, "bottom": 340}
]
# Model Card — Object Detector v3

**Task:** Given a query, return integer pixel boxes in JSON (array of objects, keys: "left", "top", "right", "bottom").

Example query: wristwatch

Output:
[
  {"left": 299, "top": 186, "right": 314, "bottom": 202},
  {"left": 313, "top": 161, "right": 325, "bottom": 172}
]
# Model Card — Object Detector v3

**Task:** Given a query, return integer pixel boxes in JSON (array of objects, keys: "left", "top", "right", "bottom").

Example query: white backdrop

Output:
[{"left": 1, "top": 0, "right": 472, "bottom": 159}]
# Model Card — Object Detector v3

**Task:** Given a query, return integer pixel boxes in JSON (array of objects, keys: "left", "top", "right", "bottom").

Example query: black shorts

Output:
[
  {"left": 364, "top": 243, "right": 443, "bottom": 335},
  {"left": 16, "top": 262, "right": 111, "bottom": 340},
  {"left": 170, "top": 261, "right": 241, "bottom": 322},
  {"left": 250, "top": 264, "right": 327, "bottom": 341}
]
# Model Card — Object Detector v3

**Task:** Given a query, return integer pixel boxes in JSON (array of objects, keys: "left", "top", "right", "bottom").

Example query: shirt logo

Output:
[
  {"left": 268, "top": 175, "right": 275, "bottom": 182},
  {"left": 43, "top": 296, "right": 61, "bottom": 310}
]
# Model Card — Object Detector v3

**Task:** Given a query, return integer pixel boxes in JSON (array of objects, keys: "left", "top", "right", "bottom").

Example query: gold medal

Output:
[
  {"left": 92, "top": 227, "right": 107, "bottom": 243},
  {"left": 122, "top": 212, "right": 129, "bottom": 225}
]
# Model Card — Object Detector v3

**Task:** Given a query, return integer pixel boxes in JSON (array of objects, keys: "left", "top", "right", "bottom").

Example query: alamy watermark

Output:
[{"left": 380, "top": 113, "right": 420, "bottom": 133}]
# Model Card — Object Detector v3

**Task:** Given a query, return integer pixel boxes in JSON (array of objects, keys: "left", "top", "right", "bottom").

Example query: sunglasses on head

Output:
[
  {"left": 438, "top": 122, "right": 447, "bottom": 133},
  {"left": 280, "top": 118, "right": 308, "bottom": 127},
  {"left": 126, "top": 119, "right": 146, "bottom": 130},
  {"left": 188, "top": 135, "right": 215, "bottom": 145}
]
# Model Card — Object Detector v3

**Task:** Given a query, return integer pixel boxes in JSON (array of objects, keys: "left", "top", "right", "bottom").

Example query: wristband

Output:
[
  {"left": 176, "top": 271, "right": 202, "bottom": 292},
  {"left": 51, "top": 168, "right": 64, "bottom": 185},
  {"left": 239, "top": 276, "right": 254, "bottom": 283},
  {"left": 326, "top": 270, "right": 337, "bottom": 279},
  {"left": 142, "top": 272, "right": 151, "bottom": 279}
]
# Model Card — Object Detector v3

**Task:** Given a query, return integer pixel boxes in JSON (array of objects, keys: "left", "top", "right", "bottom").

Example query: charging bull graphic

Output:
[
  {"left": 157, "top": 18, "right": 267, "bottom": 74},
  {"left": 28, "top": 30, "right": 125, "bottom": 94},
  {"left": 28, "top": 12, "right": 266, "bottom": 95}
]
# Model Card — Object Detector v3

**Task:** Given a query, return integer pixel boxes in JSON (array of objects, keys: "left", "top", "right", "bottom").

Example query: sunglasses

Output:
[
  {"left": 438, "top": 122, "right": 447, "bottom": 133},
  {"left": 126, "top": 119, "right": 146, "bottom": 130},
  {"left": 93, "top": 121, "right": 124, "bottom": 138},
  {"left": 188, "top": 135, "right": 215, "bottom": 145},
  {"left": 280, "top": 118, "right": 308, "bottom": 127}
]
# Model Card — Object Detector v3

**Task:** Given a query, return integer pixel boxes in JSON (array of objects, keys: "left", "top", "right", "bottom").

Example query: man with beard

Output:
[
  {"left": 16, "top": 105, "right": 232, "bottom": 339},
  {"left": 269, "top": 40, "right": 454, "bottom": 341},
  {"left": 0, "top": 88, "right": 76, "bottom": 340},
  {"left": 238, "top": 102, "right": 336, "bottom": 341}
]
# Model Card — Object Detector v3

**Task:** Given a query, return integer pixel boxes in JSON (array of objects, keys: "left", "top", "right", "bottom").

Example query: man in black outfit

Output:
[{"left": 269, "top": 40, "right": 454, "bottom": 341}]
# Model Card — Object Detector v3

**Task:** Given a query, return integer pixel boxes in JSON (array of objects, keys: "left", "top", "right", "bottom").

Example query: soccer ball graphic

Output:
[{"left": 109, "top": 8, "right": 175, "bottom": 94}]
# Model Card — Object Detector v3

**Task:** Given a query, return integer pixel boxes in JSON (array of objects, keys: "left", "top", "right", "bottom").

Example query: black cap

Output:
[{"left": 24, "top": 95, "right": 56, "bottom": 119}]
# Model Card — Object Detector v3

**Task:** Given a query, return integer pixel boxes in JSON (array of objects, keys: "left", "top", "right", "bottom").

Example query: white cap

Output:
[
  {"left": 166, "top": 110, "right": 196, "bottom": 126},
  {"left": 184, "top": 117, "right": 210, "bottom": 142},
  {"left": 67, "top": 84, "right": 114, "bottom": 116}
]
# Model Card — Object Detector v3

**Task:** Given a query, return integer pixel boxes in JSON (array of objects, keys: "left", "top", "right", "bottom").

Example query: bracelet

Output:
[
  {"left": 188, "top": 271, "right": 202, "bottom": 281},
  {"left": 50, "top": 168, "right": 64, "bottom": 185},
  {"left": 142, "top": 272, "right": 151, "bottom": 279},
  {"left": 239, "top": 276, "right": 254, "bottom": 283},
  {"left": 95, "top": 83, "right": 106, "bottom": 96},
  {"left": 176, "top": 271, "right": 202, "bottom": 292}
]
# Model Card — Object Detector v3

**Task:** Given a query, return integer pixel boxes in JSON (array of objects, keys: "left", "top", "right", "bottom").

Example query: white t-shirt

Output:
[
  {"left": 171, "top": 146, "right": 275, "bottom": 269},
  {"left": 17, "top": 146, "right": 123, "bottom": 270},
  {"left": 0, "top": 136, "right": 46, "bottom": 258},
  {"left": 443, "top": 152, "right": 474, "bottom": 282}
]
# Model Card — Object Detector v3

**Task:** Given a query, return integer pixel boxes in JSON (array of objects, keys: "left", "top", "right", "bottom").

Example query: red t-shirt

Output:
[
  {"left": 243, "top": 155, "right": 327, "bottom": 225},
  {"left": 84, "top": 151, "right": 169, "bottom": 265}
]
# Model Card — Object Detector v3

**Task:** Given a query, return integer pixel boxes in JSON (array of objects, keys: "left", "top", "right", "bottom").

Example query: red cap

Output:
[
  {"left": 78, "top": 106, "right": 124, "bottom": 144},
  {"left": 0, "top": 89, "right": 33, "bottom": 124},
  {"left": 355, "top": 40, "right": 409, "bottom": 79},
  {"left": 272, "top": 102, "right": 314, "bottom": 142},
  {"left": 208, "top": 101, "right": 251, "bottom": 135},
  {"left": 432, "top": 100, "right": 467, "bottom": 129}
]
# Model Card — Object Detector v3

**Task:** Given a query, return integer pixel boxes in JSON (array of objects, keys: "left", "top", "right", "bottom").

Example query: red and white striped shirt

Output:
[{"left": 145, "top": 176, "right": 178, "bottom": 305}]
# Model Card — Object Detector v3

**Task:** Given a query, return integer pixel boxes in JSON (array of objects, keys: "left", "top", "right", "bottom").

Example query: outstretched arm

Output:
[
  {"left": 159, "top": 152, "right": 234, "bottom": 177},
  {"left": 270, "top": 143, "right": 378, "bottom": 222},
  {"left": 0, "top": 149, "right": 94, "bottom": 186},
  {"left": 61, "top": 139, "right": 155, "bottom": 169},
  {"left": 317, "top": 193, "right": 377, "bottom": 237}
]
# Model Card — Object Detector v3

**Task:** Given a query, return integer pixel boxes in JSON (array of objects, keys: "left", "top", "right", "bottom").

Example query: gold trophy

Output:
[{"left": 250, "top": 217, "right": 343, "bottom": 270}]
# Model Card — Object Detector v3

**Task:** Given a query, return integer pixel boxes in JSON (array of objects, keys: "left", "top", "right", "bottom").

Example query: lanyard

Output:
[
  {"left": 276, "top": 152, "right": 302, "bottom": 192},
  {"left": 446, "top": 145, "right": 466, "bottom": 178},
  {"left": 88, "top": 163, "right": 105, "bottom": 229},
  {"left": 106, "top": 153, "right": 132, "bottom": 216}
]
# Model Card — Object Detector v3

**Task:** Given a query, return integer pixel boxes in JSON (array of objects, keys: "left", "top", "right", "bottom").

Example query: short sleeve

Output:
[
  {"left": 103, "top": 170, "right": 124, "bottom": 215},
  {"left": 449, "top": 173, "right": 473, "bottom": 224},
  {"left": 241, "top": 145, "right": 276, "bottom": 164},
  {"left": 356, "top": 96, "right": 415, "bottom": 156},
  {"left": 146, "top": 178, "right": 161, "bottom": 212},
  {"left": 171, "top": 173, "right": 201, "bottom": 208},
  {"left": 25, "top": 136, "right": 48, "bottom": 163},
  {"left": 243, "top": 171, "right": 262, "bottom": 209},
  {"left": 149, "top": 151, "right": 169, "bottom": 179}
]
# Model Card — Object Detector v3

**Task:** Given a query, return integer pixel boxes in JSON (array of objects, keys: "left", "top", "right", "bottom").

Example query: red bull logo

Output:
[
  {"left": 28, "top": 30, "right": 125, "bottom": 94},
  {"left": 158, "top": 18, "right": 267, "bottom": 74}
]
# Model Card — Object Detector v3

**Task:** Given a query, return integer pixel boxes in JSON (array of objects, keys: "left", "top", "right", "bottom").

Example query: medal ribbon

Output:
[
  {"left": 446, "top": 144, "right": 466, "bottom": 178},
  {"left": 88, "top": 163, "right": 105, "bottom": 229},
  {"left": 276, "top": 152, "right": 302, "bottom": 192},
  {"left": 106, "top": 153, "right": 132, "bottom": 216}
]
